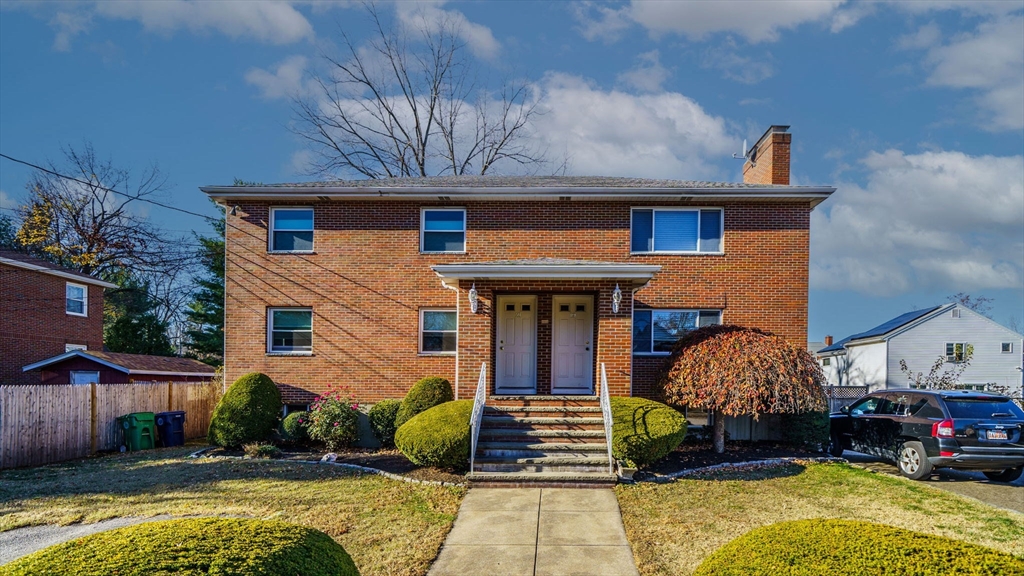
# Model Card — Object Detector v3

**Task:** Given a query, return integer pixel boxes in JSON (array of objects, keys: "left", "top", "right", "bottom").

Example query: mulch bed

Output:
[
  {"left": 204, "top": 446, "right": 465, "bottom": 484},
  {"left": 642, "top": 441, "right": 819, "bottom": 476}
]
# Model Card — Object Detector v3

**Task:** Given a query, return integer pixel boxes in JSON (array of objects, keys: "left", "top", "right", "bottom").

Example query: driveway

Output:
[{"left": 844, "top": 451, "right": 1023, "bottom": 514}]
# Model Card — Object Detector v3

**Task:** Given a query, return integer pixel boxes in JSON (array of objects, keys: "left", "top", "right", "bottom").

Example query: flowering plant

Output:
[{"left": 305, "top": 385, "right": 360, "bottom": 450}]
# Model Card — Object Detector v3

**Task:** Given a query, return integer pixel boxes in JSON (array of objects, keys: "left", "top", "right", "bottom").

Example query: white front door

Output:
[
  {"left": 495, "top": 295, "right": 537, "bottom": 394},
  {"left": 552, "top": 295, "right": 594, "bottom": 394}
]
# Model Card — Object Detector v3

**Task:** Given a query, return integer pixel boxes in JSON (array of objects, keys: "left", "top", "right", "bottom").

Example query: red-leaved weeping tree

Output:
[{"left": 660, "top": 325, "right": 827, "bottom": 453}]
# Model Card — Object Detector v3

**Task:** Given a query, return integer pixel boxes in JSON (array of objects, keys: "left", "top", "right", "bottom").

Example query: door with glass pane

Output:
[
  {"left": 552, "top": 295, "right": 594, "bottom": 394},
  {"left": 495, "top": 295, "right": 537, "bottom": 394}
]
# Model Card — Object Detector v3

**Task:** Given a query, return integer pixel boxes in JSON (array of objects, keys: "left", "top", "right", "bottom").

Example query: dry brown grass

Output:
[
  {"left": 0, "top": 446, "right": 465, "bottom": 576},
  {"left": 616, "top": 463, "right": 1024, "bottom": 576}
]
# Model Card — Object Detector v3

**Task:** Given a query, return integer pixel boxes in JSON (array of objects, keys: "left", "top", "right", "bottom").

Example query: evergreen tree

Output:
[
  {"left": 104, "top": 277, "right": 175, "bottom": 356},
  {"left": 184, "top": 202, "right": 225, "bottom": 366}
]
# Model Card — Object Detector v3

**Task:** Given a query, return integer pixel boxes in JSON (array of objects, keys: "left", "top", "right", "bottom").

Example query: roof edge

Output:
[{"left": 1, "top": 257, "right": 119, "bottom": 289}]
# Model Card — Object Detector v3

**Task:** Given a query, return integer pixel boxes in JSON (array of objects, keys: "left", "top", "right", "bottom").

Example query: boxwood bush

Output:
[
  {"left": 368, "top": 399, "right": 402, "bottom": 448},
  {"left": 694, "top": 518, "right": 1024, "bottom": 576},
  {"left": 395, "top": 400, "right": 472, "bottom": 469},
  {"left": 3, "top": 517, "right": 359, "bottom": 576},
  {"left": 394, "top": 377, "right": 454, "bottom": 429},
  {"left": 280, "top": 411, "right": 308, "bottom": 443},
  {"left": 208, "top": 372, "right": 282, "bottom": 448},
  {"left": 610, "top": 396, "right": 687, "bottom": 468},
  {"left": 780, "top": 410, "right": 830, "bottom": 451}
]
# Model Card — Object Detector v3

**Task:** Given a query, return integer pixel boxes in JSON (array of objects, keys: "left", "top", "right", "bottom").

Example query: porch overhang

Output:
[{"left": 432, "top": 259, "right": 661, "bottom": 288}]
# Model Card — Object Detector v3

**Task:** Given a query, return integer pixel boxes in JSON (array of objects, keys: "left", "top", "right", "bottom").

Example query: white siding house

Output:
[{"left": 817, "top": 303, "right": 1023, "bottom": 395}]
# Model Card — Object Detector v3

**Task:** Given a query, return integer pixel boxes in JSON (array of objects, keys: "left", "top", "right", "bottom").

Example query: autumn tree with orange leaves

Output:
[{"left": 660, "top": 325, "right": 827, "bottom": 453}]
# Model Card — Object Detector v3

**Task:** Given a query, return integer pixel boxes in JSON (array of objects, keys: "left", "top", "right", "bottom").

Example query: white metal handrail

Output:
[
  {"left": 469, "top": 363, "right": 488, "bottom": 473},
  {"left": 600, "top": 363, "right": 615, "bottom": 475}
]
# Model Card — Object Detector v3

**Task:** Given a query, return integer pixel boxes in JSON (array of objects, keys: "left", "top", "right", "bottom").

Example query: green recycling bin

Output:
[{"left": 116, "top": 412, "right": 156, "bottom": 452}]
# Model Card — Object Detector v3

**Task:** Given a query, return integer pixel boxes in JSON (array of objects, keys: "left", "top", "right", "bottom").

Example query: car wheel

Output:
[
  {"left": 983, "top": 467, "right": 1023, "bottom": 483},
  {"left": 828, "top": 433, "right": 845, "bottom": 457},
  {"left": 896, "top": 441, "right": 934, "bottom": 480}
]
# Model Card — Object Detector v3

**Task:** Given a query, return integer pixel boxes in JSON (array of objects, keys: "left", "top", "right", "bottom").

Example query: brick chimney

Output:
[
  {"left": 742, "top": 125, "right": 791, "bottom": 185},
  {"left": 824, "top": 335, "right": 834, "bottom": 346}
]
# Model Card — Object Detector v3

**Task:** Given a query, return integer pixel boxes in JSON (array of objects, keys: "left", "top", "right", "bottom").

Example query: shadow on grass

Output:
[{"left": 670, "top": 462, "right": 810, "bottom": 482}]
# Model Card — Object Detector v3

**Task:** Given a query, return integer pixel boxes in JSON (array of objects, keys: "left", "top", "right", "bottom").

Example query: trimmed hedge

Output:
[
  {"left": 395, "top": 400, "right": 472, "bottom": 469},
  {"left": 208, "top": 372, "right": 282, "bottom": 448},
  {"left": 3, "top": 517, "right": 359, "bottom": 576},
  {"left": 394, "top": 377, "right": 454, "bottom": 429},
  {"left": 610, "top": 396, "right": 687, "bottom": 468},
  {"left": 694, "top": 519, "right": 1024, "bottom": 576},
  {"left": 368, "top": 399, "right": 402, "bottom": 448},
  {"left": 780, "top": 410, "right": 830, "bottom": 451},
  {"left": 281, "top": 411, "right": 308, "bottom": 443}
]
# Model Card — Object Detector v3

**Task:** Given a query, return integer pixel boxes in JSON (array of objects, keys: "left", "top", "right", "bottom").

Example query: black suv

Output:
[{"left": 828, "top": 390, "right": 1024, "bottom": 482}]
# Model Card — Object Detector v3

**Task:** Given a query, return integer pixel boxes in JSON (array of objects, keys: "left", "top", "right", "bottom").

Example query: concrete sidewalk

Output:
[{"left": 428, "top": 488, "right": 639, "bottom": 576}]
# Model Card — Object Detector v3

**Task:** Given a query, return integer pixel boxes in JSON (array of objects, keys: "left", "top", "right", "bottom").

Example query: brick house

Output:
[
  {"left": 202, "top": 125, "right": 833, "bottom": 407},
  {"left": 0, "top": 250, "right": 116, "bottom": 385}
]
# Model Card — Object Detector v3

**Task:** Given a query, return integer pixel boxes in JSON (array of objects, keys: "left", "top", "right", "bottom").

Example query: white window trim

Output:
[
  {"left": 629, "top": 207, "right": 725, "bottom": 255},
  {"left": 65, "top": 282, "right": 88, "bottom": 317},
  {"left": 632, "top": 308, "right": 722, "bottom": 356},
  {"left": 268, "top": 207, "right": 315, "bottom": 254},
  {"left": 65, "top": 343, "right": 87, "bottom": 352},
  {"left": 267, "top": 307, "right": 314, "bottom": 355},
  {"left": 944, "top": 342, "right": 969, "bottom": 363},
  {"left": 420, "top": 207, "right": 467, "bottom": 254},
  {"left": 419, "top": 308, "right": 458, "bottom": 355},
  {"left": 1001, "top": 342, "right": 1013, "bottom": 353},
  {"left": 70, "top": 371, "right": 100, "bottom": 385}
]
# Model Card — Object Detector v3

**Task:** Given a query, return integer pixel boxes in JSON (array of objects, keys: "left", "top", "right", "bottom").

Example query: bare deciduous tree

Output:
[
  {"left": 946, "top": 292, "right": 994, "bottom": 318},
  {"left": 293, "top": 3, "right": 545, "bottom": 179},
  {"left": 899, "top": 345, "right": 974, "bottom": 390}
]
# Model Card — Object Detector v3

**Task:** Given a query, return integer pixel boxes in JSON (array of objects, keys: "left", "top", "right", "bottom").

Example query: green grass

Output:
[
  {"left": 0, "top": 446, "right": 465, "bottom": 576},
  {"left": 616, "top": 463, "right": 1024, "bottom": 576}
]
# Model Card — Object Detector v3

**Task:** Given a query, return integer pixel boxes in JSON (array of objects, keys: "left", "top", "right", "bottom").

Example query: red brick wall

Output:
[
  {"left": 223, "top": 200, "right": 810, "bottom": 403},
  {"left": 1, "top": 264, "right": 105, "bottom": 385},
  {"left": 743, "top": 132, "right": 791, "bottom": 185}
]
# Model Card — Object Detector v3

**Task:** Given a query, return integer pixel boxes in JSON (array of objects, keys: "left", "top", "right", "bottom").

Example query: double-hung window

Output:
[
  {"left": 66, "top": 282, "right": 87, "bottom": 316},
  {"left": 631, "top": 208, "right": 723, "bottom": 253},
  {"left": 633, "top": 309, "right": 721, "bottom": 354},
  {"left": 421, "top": 208, "right": 466, "bottom": 253},
  {"left": 945, "top": 342, "right": 970, "bottom": 363},
  {"left": 269, "top": 208, "right": 314, "bottom": 252},
  {"left": 268, "top": 308, "right": 313, "bottom": 353},
  {"left": 420, "top": 309, "right": 457, "bottom": 354}
]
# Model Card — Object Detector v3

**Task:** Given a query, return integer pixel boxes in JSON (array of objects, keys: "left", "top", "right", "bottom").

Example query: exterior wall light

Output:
[
  {"left": 468, "top": 283, "right": 479, "bottom": 313},
  {"left": 612, "top": 284, "right": 622, "bottom": 314}
]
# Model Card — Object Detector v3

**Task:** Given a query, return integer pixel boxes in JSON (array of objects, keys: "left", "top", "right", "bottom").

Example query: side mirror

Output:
[{"left": 840, "top": 405, "right": 850, "bottom": 415}]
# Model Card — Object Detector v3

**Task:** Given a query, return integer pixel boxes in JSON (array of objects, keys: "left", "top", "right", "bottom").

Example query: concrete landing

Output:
[{"left": 428, "top": 488, "right": 639, "bottom": 576}]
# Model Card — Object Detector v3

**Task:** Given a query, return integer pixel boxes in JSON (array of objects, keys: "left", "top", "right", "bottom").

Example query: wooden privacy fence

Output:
[{"left": 0, "top": 381, "right": 221, "bottom": 469}]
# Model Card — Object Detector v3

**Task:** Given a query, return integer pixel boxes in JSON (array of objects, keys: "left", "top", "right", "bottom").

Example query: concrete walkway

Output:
[{"left": 428, "top": 488, "right": 639, "bottom": 576}]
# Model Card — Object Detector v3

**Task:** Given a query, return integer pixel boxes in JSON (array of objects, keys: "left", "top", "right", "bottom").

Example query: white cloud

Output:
[
  {"left": 812, "top": 149, "right": 1024, "bottom": 296},
  {"left": 394, "top": 1, "right": 500, "bottom": 60},
  {"left": 616, "top": 50, "right": 671, "bottom": 92},
  {"left": 245, "top": 55, "right": 310, "bottom": 100},
  {"left": 700, "top": 39, "right": 775, "bottom": 84},
  {"left": 896, "top": 23, "right": 941, "bottom": 50},
  {"left": 50, "top": 10, "right": 91, "bottom": 52},
  {"left": 572, "top": 2, "right": 633, "bottom": 43}
]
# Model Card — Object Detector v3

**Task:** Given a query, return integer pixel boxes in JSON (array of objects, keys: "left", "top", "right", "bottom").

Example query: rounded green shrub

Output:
[
  {"left": 395, "top": 400, "right": 471, "bottom": 469},
  {"left": 694, "top": 519, "right": 1024, "bottom": 576},
  {"left": 281, "top": 411, "right": 308, "bottom": 443},
  {"left": 208, "top": 372, "right": 282, "bottom": 448},
  {"left": 368, "top": 399, "right": 402, "bottom": 448},
  {"left": 394, "top": 376, "right": 454, "bottom": 429},
  {"left": 3, "top": 517, "right": 360, "bottom": 576},
  {"left": 780, "top": 410, "right": 830, "bottom": 451},
  {"left": 610, "top": 396, "right": 687, "bottom": 468}
]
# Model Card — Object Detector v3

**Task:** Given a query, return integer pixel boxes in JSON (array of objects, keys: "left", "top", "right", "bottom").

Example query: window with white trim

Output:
[
  {"left": 421, "top": 208, "right": 466, "bottom": 253},
  {"left": 268, "top": 308, "right": 313, "bottom": 353},
  {"left": 633, "top": 309, "right": 721, "bottom": 354},
  {"left": 420, "top": 309, "right": 457, "bottom": 354},
  {"left": 66, "top": 282, "right": 87, "bottom": 316},
  {"left": 945, "top": 342, "right": 970, "bottom": 363},
  {"left": 70, "top": 371, "right": 99, "bottom": 385},
  {"left": 65, "top": 343, "right": 87, "bottom": 352},
  {"left": 631, "top": 208, "right": 723, "bottom": 254},
  {"left": 1001, "top": 342, "right": 1013, "bottom": 353},
  {"left": 269, "top": 208, "right": 314, "bottom": 252}
]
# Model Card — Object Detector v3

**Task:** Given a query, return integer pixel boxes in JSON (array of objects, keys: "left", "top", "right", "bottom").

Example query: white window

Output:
[
  {"left": 268, "top": 308, "right": 313, "bottom": 353},
  {"left": 65, "top": 343, "right": 87, "bottom": 352},
  {"left": 945, "top": 342, "right": 970, "bottom": 363},
  {"left": 66, "top": 282, "right": 87, "bottom": 316},
  {"left": 421, "top": 208, "right": 466, "bottom": 253},
  {"left": 822, "top": 357, "right": 831, "bottom": 366},
  {"left": 70, "top": 371, "right": 99, "bottom": 385},
  {"left": 633, "top": 309, "right": 721, "bottom": 354},
  {"left": 269, "top": 208, "right": 314, "bottom": 252},
  {"left": 1001, "top": 342, "right": 1013, "bottom": 353},
  {"left": 631, "top": 208, "right": 723, "bottom": 254},
  {"left": 420, "top": 309, "right": 457, "bottom": 354}
]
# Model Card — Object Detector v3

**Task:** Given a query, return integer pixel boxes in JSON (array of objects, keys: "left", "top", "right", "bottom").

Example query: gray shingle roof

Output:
[{"left": 216, "top": 175, "right": 824, "bottom": 190}]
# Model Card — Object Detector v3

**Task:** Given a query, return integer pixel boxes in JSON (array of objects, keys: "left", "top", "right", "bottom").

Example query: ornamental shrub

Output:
[
  {"left": 368, "top": 399, "right": 402, "bottom": 448},
  {"left": 394, "top": 376, "right": 454, "bottom": 429},
  {"left": 694, "top": 518, "right": 1023, "bottom": 576},
  {"left": 243, "top": 442, "right": 282, "bottom": 459},
  {"left": 780, "top": 410, "right": 830, "bottom": 451},
  {"left": 610, "top": 397, "right": 687, "bottom": 468},
  {"left": 207, "top": 372, "right": 282, "bottom": 448},
  {"left": 395, "top": 400, "right": 472, "bottom": 469},
  {"left": 305, "top": 387, "right": 360, "bottom": 451},
  {"left": 280, "top": 411, "right": 308, "bottom": 444},
  {"left": 3, "top": 517, "right": 360, "bottom": 576}
]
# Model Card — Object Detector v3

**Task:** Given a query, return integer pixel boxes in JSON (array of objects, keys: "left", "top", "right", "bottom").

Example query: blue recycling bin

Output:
[{"left": 155, "top": 410, "right": 187, "bottom": 447}]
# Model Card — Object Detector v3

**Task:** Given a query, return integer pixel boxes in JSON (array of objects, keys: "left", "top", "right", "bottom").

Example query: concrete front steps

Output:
[{"left": 468, "top": 396, "right": 617, "bottom": 487}]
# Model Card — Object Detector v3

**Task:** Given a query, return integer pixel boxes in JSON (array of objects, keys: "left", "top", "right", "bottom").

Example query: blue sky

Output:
[{"left": 1, "top": 0, "right": 1022, "bottom": 342}]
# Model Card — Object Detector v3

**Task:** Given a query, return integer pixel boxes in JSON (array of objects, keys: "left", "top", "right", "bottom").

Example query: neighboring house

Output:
[
  {"left": 0, "top": 250, "right": 117, "bottom": 385},
  {"left": 23, "top": 349, "right": 216, "bottom": 384},
  {"left": 817, "top": 303, "right": 1023, "bottom": 394},
  {"left": 202, "top": 125, "right": 835, "bottom": 405}
]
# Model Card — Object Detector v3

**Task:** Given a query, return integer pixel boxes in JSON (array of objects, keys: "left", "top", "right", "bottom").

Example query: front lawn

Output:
[
  {"left": 0, "top": 446, "right": 465, "bottom": 576},
  {"left": 617, "top": 462, "right": 1024, "bottom": 576}
]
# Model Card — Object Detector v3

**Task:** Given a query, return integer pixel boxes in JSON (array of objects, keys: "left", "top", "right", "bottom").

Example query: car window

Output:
[
  {"left": 943, "top": 399, "right": 1024, "bottom": 419},
  {"left": 849, "top": 397, "right": 880, "bottom": 415},
  {"left": 908, "top": 396, "right": 944, "bottom": 419},
  {"left": 878, "top": 395, "right": 911, "bottom": 416}
]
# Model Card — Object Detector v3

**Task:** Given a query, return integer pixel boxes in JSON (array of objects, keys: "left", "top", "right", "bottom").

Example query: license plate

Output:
[{"left": 987, "top": 430, "right": 1008, "bottom": 440}]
